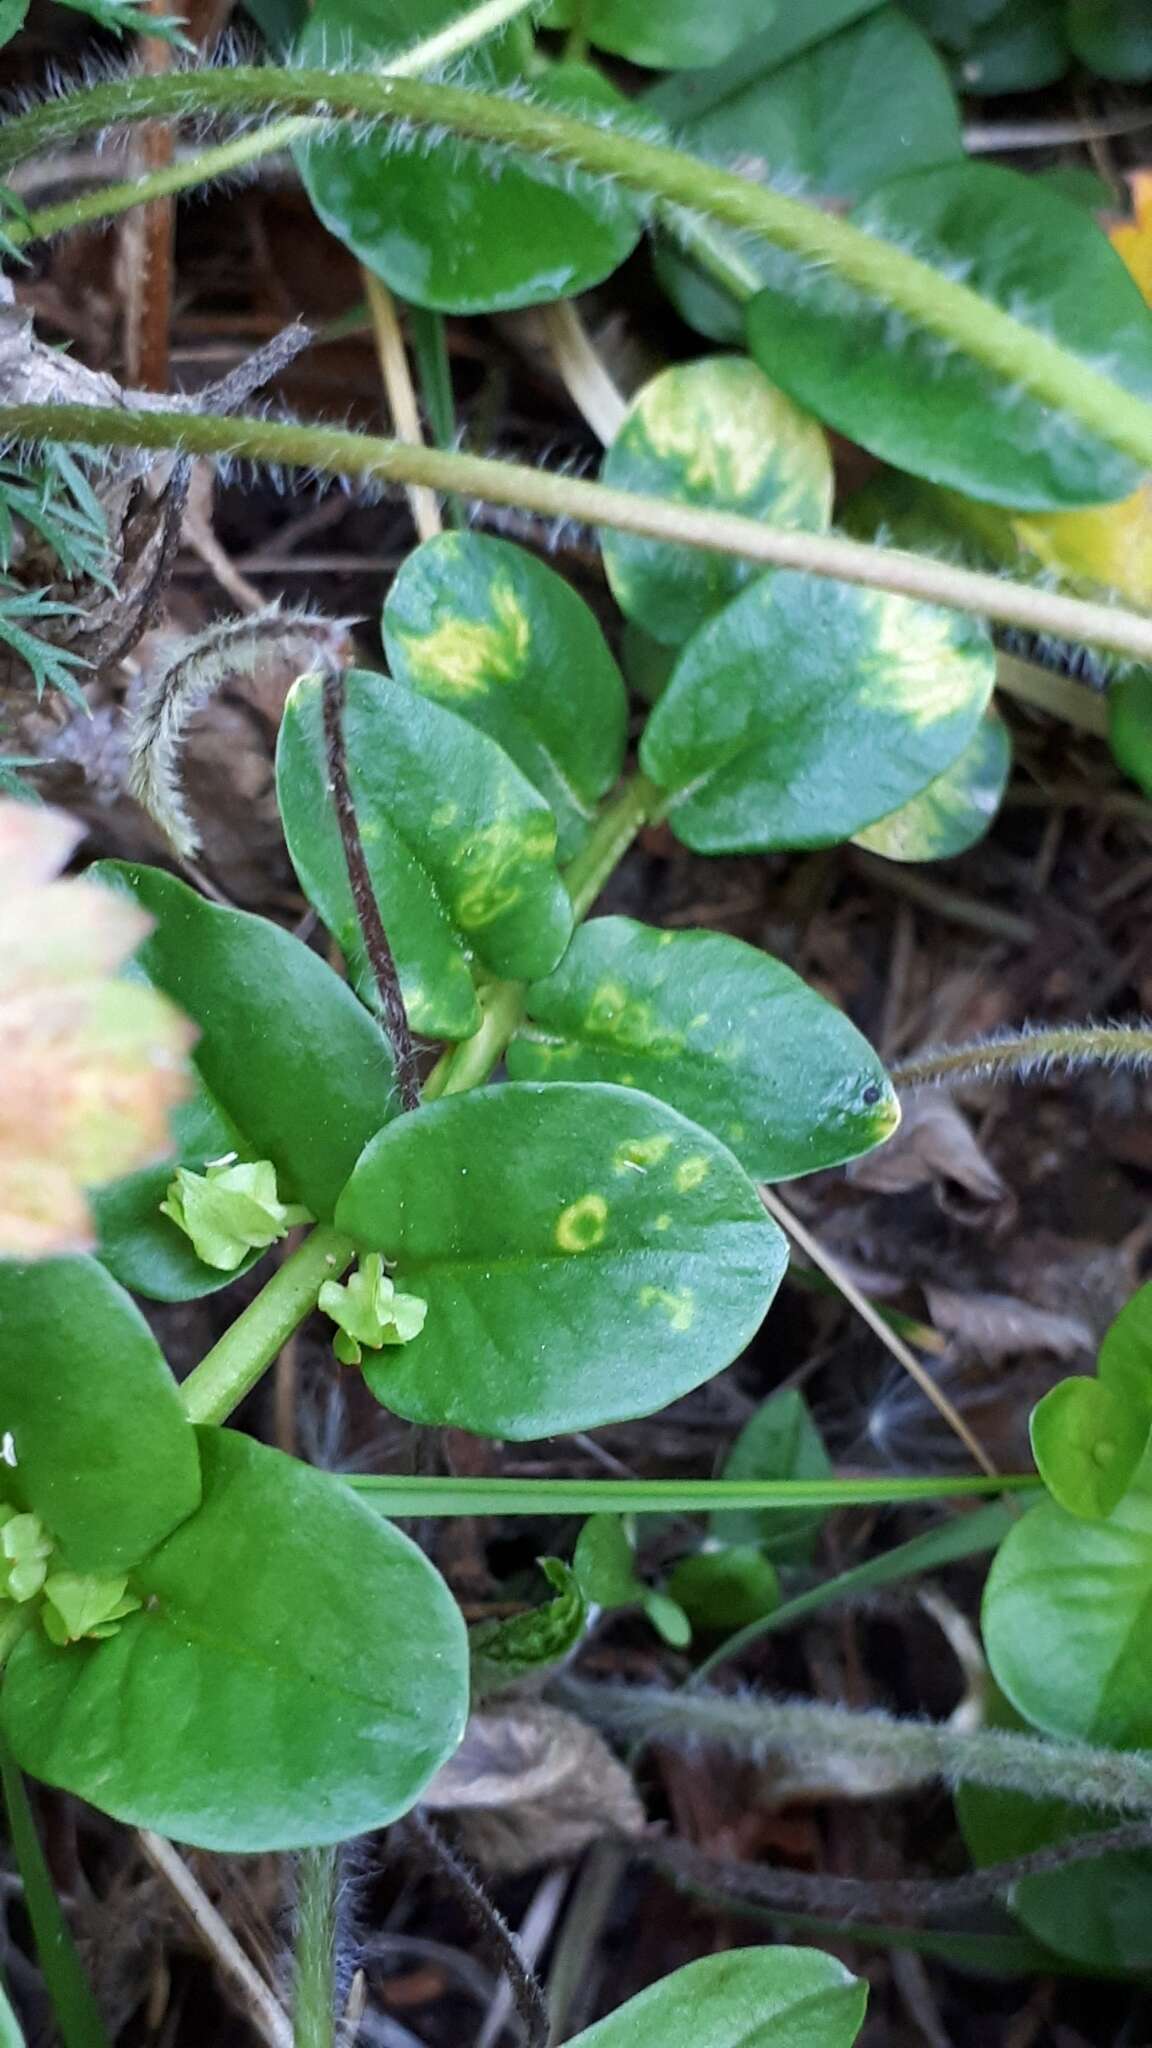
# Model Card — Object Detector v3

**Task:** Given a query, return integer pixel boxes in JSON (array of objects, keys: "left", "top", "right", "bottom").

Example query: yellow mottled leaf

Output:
[
  {"left": 0, "top": 802, "right": 195, "bottom": 1258},
  {"left": 1008, "top": 176, "right": 1152, "bottom": 604}
]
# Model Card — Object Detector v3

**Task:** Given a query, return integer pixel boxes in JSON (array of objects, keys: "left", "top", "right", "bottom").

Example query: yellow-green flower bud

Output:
[
  {"left": 160, "top": 1155, "right": 312, "bottom": 1270},
  {"left": 319, "top": 1252, "right": 428, "bottom": 1367},
  {"left": 42, "top": 1571, "right": 142, "bottom": 1646},
  {"left": 0, "top": 1506, "right": 52, "bottom": 1603}
]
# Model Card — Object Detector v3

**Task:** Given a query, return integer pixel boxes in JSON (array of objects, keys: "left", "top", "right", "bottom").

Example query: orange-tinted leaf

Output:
[{"left": 0, "top": 803, "right": 195, "bottom": 1259}]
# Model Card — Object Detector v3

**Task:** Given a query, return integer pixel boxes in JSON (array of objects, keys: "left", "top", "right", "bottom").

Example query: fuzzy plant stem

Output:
[
  {"left": 7, "top": 70, "right": 1152, "bottom": 482},
  {"left": 893, "top": 1021, "right": 1152, "bottom": 1089},
  {"left": 292, "top": 1848, "right": 340, "bottom": 2048},
  {"left": 562, "top": 1682, "right": 1152, "bottom": 1821},
  {"left": 6, "top": 403, "right": 1152, "bottom": 663}
]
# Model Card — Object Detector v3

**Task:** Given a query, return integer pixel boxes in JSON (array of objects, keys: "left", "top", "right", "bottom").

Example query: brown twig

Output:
[
  {"left": 404, "top": 1811, "right": 549, "bottom": 2048},
  {"left": 321, "top": 670, "right": 421, "bottom": 1113}
]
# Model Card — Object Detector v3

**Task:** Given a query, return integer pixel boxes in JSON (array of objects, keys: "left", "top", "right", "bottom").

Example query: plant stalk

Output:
[
  {"left": 345, "top": 1472, "right": 1039, "bottom": 1515},
  {"left": 292, "top": 1847, "right": 340, "bottom": 2048},
  {"left": 7, "top": 67, "right": 1152, "bottom": 480},
  {"left": 180, "top": 1226, "right": 355, "bottom": 1425},
  {"left": 5, "top": 400, "right": 1152, "bottom": 661}
]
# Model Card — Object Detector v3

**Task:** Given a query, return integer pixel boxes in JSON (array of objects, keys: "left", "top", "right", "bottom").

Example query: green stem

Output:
[
  {"left": 345, "top": 1472, "right": 1039, "bottom": 1515},
  {"left": 7, "top": 69, "right": 1152, "bottom": 480},
  {"left": 180, "top": 1226, "right": 355, "bottom": 1425},
  {"left": 292, "top": 1847, "right": 339, "bottom": 2048},
  {"left": 564, "top": 771, "right": 661, "bottom": 920},
  {"left": 5, "top": 399, "right": 1152, "bottom": 661},
  {"left": 0, "top": 1736, "right": 111, "bottom": 2048},
  {"left": 423, "top": 769, "right": 659, "bottom": 1099}
]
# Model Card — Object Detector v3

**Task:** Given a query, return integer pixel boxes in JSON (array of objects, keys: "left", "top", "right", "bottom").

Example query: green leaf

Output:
[
  {"left": 939, "top": 0, "right": 1070, "bottom": 92},
  {"left": 336, "top": 1082, "right": 787, "bottom": 1438},
  {"left": 958, "top": 1688, "right": 1152, "bottom": 1975},
  {"left": 296, "top": 20, "right": 642, "bottom": 314},
  {"left": 0, "top": 1257, "right": 200, "bottom": 1574},
  {"left": 507, "top": 916, "right": 898, "bottom": 1180},
  {"left": 382, "top": 531, "right": 627, "bottom": 860},
  {"left": 600, "top": 358, "right": 832, "bottom": 647},
  {"left": 746, "top": 162, "right": 1152, "bottom": 510},
  {"left": 712, "top": 1388, "right": 834, "bottom": 1561},
  {"left": 470, "top": 1557, "right": 586, "bottom": 1696},
  {"left": 666, "top": 1544, "right": 781, "bottom": 1633},
  {"left": 565, "top": 1948, "right": 867, "bottom": 2048},
  {"left": 277, "top": 670, "right": 572, "bottom": 1042},
  {"left": 0, "top": 0, "right": 29, "bottom": 49},
  {"left": 94, "top": 863, "right": 396, "bottom": 1221},
  {"left": 852, "top": 712, "right": 1011, "bottom": 864},
  {"left": 1, "top": 1428, "right": 467, "bottom": 1851},
  {"left": 1031, "top": 1378, "right": 1151, "bottom": 1520},
  {"left": 982, "top": 1446, "right": 1152, "bottom": 1747},
  {"left": 1108, "top": 670, "right": 1152, "bottom": 798},
  {"left": 1068, "top": 0, "right": 1152, "bottom": 77},
  {"left": 640, "top": 573, "right": 995, "bottom": 853},
  {"left": 545, "top": 0, "right": 780, "bottom": 67},
  {"left": 572, "top": 1515, "right": 689, "bottom": 1645},
  {"left": 653, "top": 9, "right": 962, "bottom": 343},
  {"left": 91, "top": 1078, "right": 264, "bottom": 1302},
  {"left": 1029, "top": 1276, "right": 1152, "bottom": 1517}
]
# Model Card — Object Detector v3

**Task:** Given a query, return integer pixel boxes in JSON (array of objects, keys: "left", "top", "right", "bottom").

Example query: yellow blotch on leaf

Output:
[
  {"left": 555, "top": 1193, "right": 609, "bottom": 1253},
  {"left": 398, "top": 580, "right": 531, "bottom": 700},
  {"left": 613, "top": 1133, "right": 673, "bottom": 1175},
  {"left": 638, "top": 1284, "right": 696, "bottom": 1332},
  {"left": 675, "top": 1154, "right": 712, "bottom": 1194},
  {"left": 1005, "top": 176, "right": 1152, "bottom": 608},
  {"left": 0, "top": 803, "right": 194, "bottom": 1260}
]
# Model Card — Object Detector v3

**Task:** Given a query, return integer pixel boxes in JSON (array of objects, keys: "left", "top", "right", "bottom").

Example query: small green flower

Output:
[
  {"left": 160, "top": 1155, "right": 312, "bottom": 1270},
  {"left": 41, "top": 1571, "right": 142, "bottom": 1646},
  {"left": 319, "top": 1252, "right": 428, "bottom": 1366},
  {"left": 0, "top": 1505, "right": 52, "bottom": 1603}
]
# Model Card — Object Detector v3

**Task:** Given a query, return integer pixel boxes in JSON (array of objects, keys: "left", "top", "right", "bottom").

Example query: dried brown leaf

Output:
[
  {"left": 924, "top": 1285, "right": 1093, "bottom": 1364},
  {"left": 848, "top": 1091, "right": 1004, "bottom": 1201},
  {"left": 422, "top": 1704, "right": 645, "bottom": 1876}
]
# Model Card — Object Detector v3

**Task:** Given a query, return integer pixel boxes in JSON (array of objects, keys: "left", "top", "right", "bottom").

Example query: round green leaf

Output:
[
  {"left": 1, "top": 1428, "right": 467, "bottom": 1850},
  {"left": 942, "top": 0, "right": 1070, "bottom": 93},
  {"left": 1067, "top": 0, "right": 1152, "bottom": 78},
  {"left": 640, "top": 572, "right": 996, "bottom": 853},
  {"left": 982, "top": 1448, "right": 1152, "bottom": 1747},
  {"left": 94, "top": 863, "right": 396, "bottom": 1221},
  {"left": 545, "top": 0, "right": 775, "bottom": 67},
  {"left": 852, "top": 711, "right": 1011, "bottom": 863},
  {"left": 654, "top": 9, "right": 962, "bottom": 344},
  {"left": 336, "top": 1081, "right": 787, "bottom": 1438},
  {"left": 600, "top": 358, "right": 833, "bottom": 647},
  {"left": 1030, "top": 1377, "right": 1151, "bottom": 1520},
  {"left": 382, "top": 531, "right": 627, "bottom": 860},
  {"left": 666, "top": 1545, "right": 780, "bottom": 1634},
  {"left": 296, "top": 16, "right": 642, "bottom": 314},
  {"left": 0, "top": 1257, "right": 200, "bottom": 1573},
  {"left": 1108, "top": 670, "right": 1152, "bottom": 799},
  {"left": 507, "top": 916, "right": 898, "bottom": 1179},
  {"left": 278, "top": 670, "right": 572, "bottom": 1043},
  {"left": 92, "top": 1076, "right": 264, "bottom": 1301},
  {"left": 1098, "top": 1276, "right": 1152, "bottom": 1414},
  {"left": 746, "top": 162, "right": 1152, "bottom": 510},
  {"left": 959, "top": 1690, "right": 1152, "bottom": 1974},
  {"left": 711, "top": 1387, "right": 832, "bottom": 1560},
  {"left": 566, "top": 1948, "right": 867, "bottom": 2048}
]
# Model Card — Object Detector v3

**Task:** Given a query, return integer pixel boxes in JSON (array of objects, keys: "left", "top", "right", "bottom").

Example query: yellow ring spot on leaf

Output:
[{"left": 555, "top": 1193, "right": 609, "bottom": 1253}]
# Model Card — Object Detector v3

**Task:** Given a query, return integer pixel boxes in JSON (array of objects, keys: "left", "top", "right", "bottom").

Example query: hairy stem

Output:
[
  {"left": 564, "top": 1682, "right": 1152, "bottom": 1821},
  {"left": 5, "top": 401, "right": 1152, "bottom": 663},
  {"left": 322, "top": 672, "right": 421, "bottom": 1112},
  {"left": 293, "top": 1848, "right": 340, "bottom": 2048},
  {"left": 6, "top": 68, "right": 1152, "bottom": 482},
  {"left": 893, "top": 1021, "right": 1152, "bottom": 1089},
  {"left": 180, "top": 1226, "right": 355, "bottom": 1425},
  {"left": 404, "top": 1813, "right": 548, "bottom": 2048}
]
